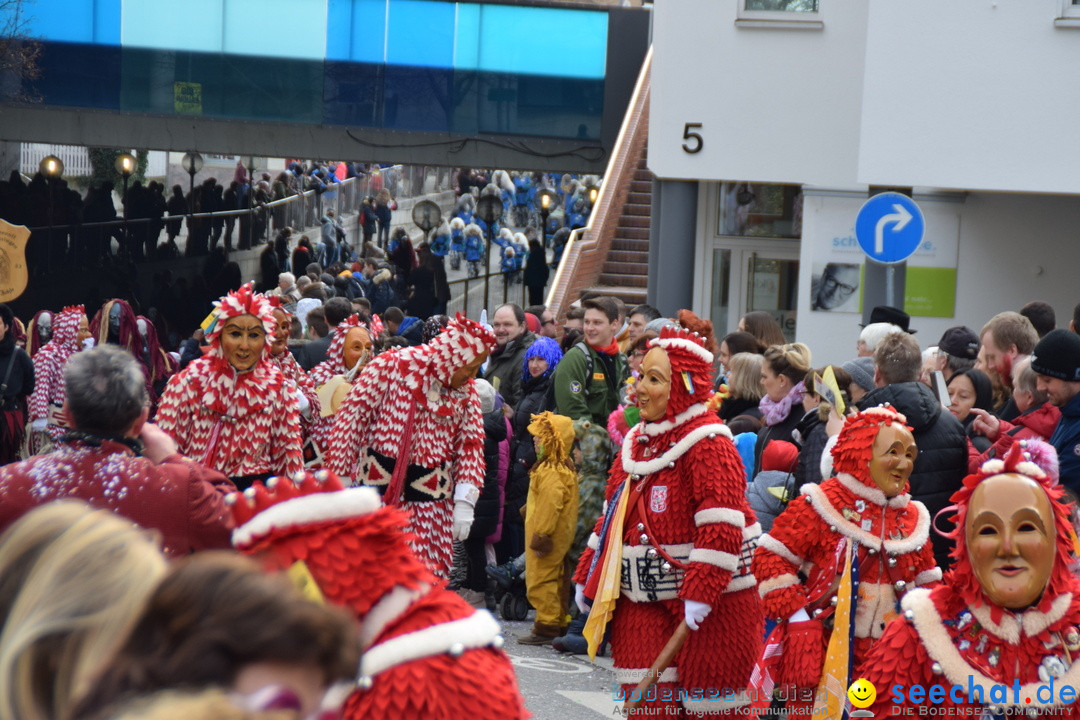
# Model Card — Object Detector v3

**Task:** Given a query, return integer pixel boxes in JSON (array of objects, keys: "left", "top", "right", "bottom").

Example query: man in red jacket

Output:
[{"left": 0, "top": 345, "right": 235, "bottom": 557}]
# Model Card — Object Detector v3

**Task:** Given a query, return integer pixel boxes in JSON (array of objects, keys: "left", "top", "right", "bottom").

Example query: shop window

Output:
[
  {"left": 738, "top": 0, "right": 822, "bottom": 28},
  {"left": 717, "top": 183, "right": 803, "bottom": 239}
]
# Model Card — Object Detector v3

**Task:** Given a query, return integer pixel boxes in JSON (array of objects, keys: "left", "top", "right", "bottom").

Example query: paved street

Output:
[{"left": 497, "top": 617, "right": 622, "bottom": 719}]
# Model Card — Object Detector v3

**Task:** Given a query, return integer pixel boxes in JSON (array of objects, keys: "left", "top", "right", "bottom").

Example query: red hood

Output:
[{"left": 1016, "top": 402, "right": 1061, "bottom": 438}]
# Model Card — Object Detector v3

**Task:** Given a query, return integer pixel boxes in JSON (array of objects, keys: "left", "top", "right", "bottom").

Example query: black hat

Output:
[
  {"left": 937, "top": 326, "right": 979, "bottom": 360},
  {"left": 1031, "top": 329, "right": 1080, "bottom": 382},
  {"left": 862, "top": 306, "right": 915, "bottom": 334}
]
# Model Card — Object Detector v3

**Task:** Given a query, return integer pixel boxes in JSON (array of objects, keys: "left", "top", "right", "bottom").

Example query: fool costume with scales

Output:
[
  {"left": 749, "top": 406, "right": 940, "bottom": 711},
  {"left": 229, "top": 470, "right": 528, "bottom": 720},
  {"left": 574, "top": 326, "right": 763, "bottom": 716},
  {"left": 156, "top": 283, "right": 303, "bottom": 485},
  {"left": 859, "top": 442, "right": 1080, "bottom": 718},
  {"left": 325, "top": 313, "right": 495, "bottom": 577}
]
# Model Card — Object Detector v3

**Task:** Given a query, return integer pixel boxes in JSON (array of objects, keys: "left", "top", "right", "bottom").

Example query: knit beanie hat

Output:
[
  {"left": 842, "top": 356, "right": 876, "bottom": 393},
  {"left": 937, "top": 326, "right": 980, "bottom": 360},
  {"left": 1031, "top": 329, "right": 1080, "bottom": 382}
]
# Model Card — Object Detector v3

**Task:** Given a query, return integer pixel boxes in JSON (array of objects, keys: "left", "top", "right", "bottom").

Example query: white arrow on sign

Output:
[{"left": 874, "top": 203, "right": 914, "bottom": 255}]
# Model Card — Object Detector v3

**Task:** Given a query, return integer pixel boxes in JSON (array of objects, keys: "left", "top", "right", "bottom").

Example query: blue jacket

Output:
[
  {"left": 464, "top": 235, "right": 484, "bottom": 262},
  {"left": 1051, "top": 392, "right": 1080, "bottom": 495},
  {"left": 450, "top": 228, "right": 465, "bottom": 252}
]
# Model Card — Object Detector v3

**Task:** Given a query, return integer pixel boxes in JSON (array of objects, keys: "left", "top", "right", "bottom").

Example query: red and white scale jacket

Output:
[
  {"left": 28, "top": 306, "right": 84, "bottom": 440},
  {"left": 325, "top": 346, "right": 485, "bottom": 577},
  {"left": 268, "top": 349, "right": 320, "bottom": 437},
  {"left": 157, "top": 355, "right": 303, "bottom": 479},
  {"left": 861, "top": 585, "right": 1080, "bottom": 718},
  {"left": 307, "top": 317, "right": 364, "bottom": 453},
  {"left": 753, "top": 472, "right": 941, "bottom": 662}
]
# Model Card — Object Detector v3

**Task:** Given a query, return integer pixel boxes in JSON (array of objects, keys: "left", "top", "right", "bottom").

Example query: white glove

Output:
[
  {"left": 31, "top": 418, "right": 47, "bottom": 432},
  {"left": 684, "top": 600, "right": 712, "bottom": 631},
  {"left": 451, "top": 484, "right": 479, "bottom": 542},
  {"left": 296, "top": 390, "right": 311, "bottom": 419},
  {"left": 82, "top": 337, "right": 95, "bottom": 350},
  {"left": 575, "top": 583, "right": 591, "bottom": 615}
]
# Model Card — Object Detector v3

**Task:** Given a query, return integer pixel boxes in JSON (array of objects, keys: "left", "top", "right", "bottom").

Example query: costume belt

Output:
[{"left": 362, "top": 447, "right": 454, "bottom": 503}]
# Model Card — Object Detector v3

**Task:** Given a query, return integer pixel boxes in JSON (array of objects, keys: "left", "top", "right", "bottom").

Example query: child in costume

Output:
[
  {"left": 750, "top": 406, "right": 941, "bottom": 714},
  {"left": 573, "top": 326, "right": 763, "bottom": 715},
  {"left": 229, "top": 470, "right": 529, "bottom": 720},
  {"left": 325, "top": 313, "right": 495, "bottom": 578},
  {"left": 157, "top": 283, "right": 303, "bottom": 489},
  {"left": 519, "top": 411, "right": 579, "bottom": 645},
  {"left": 858, "top": 440, "right": 1080, "bottom": 718}
]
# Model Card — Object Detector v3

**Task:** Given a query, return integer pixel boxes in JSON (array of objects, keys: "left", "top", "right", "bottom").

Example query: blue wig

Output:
[{"left": 522, "top": 336, "right": 563, "bottom": 383}]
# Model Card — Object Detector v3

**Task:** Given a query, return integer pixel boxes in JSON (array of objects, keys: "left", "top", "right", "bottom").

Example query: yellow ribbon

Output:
[
  {"left": 583, "top": 476, "right": 631, "bottom": 660},
  {"left": 813, "top": 539, "right": 853, "bottom": 718}
]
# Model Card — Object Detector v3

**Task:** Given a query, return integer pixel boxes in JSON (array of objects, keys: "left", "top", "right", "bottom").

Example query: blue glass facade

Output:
[{"left": 7, "top": 0, "right": 609, "bottom": 140}]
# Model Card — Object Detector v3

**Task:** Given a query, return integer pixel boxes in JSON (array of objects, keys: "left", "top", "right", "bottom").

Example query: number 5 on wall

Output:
[{"left": 682, "top": 123, "right": 703, "bottom": 154}]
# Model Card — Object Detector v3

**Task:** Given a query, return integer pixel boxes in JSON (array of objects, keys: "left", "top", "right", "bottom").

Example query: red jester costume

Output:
[
  {"left": 229, "top": 470, "right": 529, "bottom": 720},
  {"left": 859, "top": 441, "right": 1080, "bottom": 718},
  {"left": 573, "top": 326, "right": 763, "bottom": 716},
  {"left": 309, "top": 313, "right": 370, "bottom": 455},
  {"left": 325, "top": 313, "right": 495, "bottom": 577},
  {"left": 750, "top": 406, "right": 940, "bottom": 712},
  {"left": 157, "top": 283, "right": 303, "bottom": 488},
  {"left": 28, "top": 305, "right": 90, "bottom": 444},
  {"left": 265, "top": 300, "right": 320, "bottom": 442}
]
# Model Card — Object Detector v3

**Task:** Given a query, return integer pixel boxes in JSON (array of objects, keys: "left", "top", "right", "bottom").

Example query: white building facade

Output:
[{"left": 648, "top": 0, "right": 1080, "bottom": 365}]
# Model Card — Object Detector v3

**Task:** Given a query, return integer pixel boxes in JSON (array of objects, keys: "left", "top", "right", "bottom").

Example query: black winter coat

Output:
[
  {"left": 859, "top": 381, "right": 967, "bottom": 569},
  {"left": 505, "top": 374, "right": 556, "bottom": 527},
  {"left": 793, "top": 410, "right": 828, "bottom": 487},
  {"left": 469, "top": 408, "right": 507, "bottom": 541}
]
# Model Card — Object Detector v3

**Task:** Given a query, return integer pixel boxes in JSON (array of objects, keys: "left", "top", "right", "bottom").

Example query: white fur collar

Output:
[
  {"left": 968, "top": 593, "right": 1074, "bottom": 644},
  {"left": 639, "top": 404, "right": 709, "bottom": 435},
  {"left": 358, "top": 610, "right": 502, "bottom": 682},
  {"left": 903, "top": 589, "right": 1080, "bottom": 711},
  {"left": 359, "top": 584, "right": 429, "bottom": 649},
  {"left": 835, "top": 473, "right": 911, "bottom": 508},
  {"left": 802, "top": 483, "right": 929, "bottom": 555},
  {"left": 621, "top": 423, "right": 732, "bottom": 477}
]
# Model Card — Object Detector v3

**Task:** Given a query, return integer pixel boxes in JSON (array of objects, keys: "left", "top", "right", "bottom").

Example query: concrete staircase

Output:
[{"left": 590, "top": 152, "right": 651, "bottom": 307}]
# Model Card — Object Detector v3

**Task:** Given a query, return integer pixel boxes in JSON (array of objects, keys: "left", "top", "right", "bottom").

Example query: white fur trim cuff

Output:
[
  {"left": 756, "top": 534, "right": 804, "bottom": 568},
  {"left": 232, "top": 487, "right": 382, "bottom": 549},
  {"left": 359, "top": 610, "right": 502, "bottom": 681},
  {"left": 725, "top": 574, "right": 757, "bottom": 594},
  {"left": 694, "top": 508, "right": 745, "bottom": 528},
  {"left": 587, "top": 533, "right": 600, "bottom": 551},
  {"left": 687, "top": 548, "right": 738, "bottom": 572},
  {"left": 914, "top": 568, "right": 942, "bottom": 587},
  {"left": 757, "top": 573, "right": 799, "bottom": 598}
]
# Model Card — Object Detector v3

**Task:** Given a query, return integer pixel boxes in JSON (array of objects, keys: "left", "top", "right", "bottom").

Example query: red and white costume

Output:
[
  {"left": 308, "top": 313, "right": 366, "bottom": 453},
  {"left": 574, "top": 327, "right": 763, "bottom": 716},
  {"left": 230, "top": 471, "right": 528, "bottom": 720},
  {"left": 750, "top": 407, "right": 940, "bottom": 706},
  {"left": 157, "top": 284, "right": 303, "bottom": 484},
  {"left": 860, "top": 444, "right": 1080, "bottom": 718},
  {"left": 325, "top": 314, "right": 494, "bottom": 577},
  {"left": 28, "top": 305, "right": 86, "bottom": 442}
]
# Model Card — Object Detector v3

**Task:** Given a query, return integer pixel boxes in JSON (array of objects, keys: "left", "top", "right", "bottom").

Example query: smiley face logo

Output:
[{"left": 848, "top": 678, "right": 876, "bottom": 709}]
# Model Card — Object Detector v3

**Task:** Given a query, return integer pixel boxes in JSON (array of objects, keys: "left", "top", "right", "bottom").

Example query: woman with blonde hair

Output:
[
  {"left": 0, "top": 500, "right": 166, "bottom": 720},
  {"left": 754, "top": 342, "right": 812, "bottom": 475},
  {"left": 719, "top": 352, "right": 765, "bottom": 427}
]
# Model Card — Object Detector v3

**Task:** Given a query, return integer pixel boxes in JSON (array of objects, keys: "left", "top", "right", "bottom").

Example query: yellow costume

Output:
[{"left": 523, "top": 411, "right": 579, "bottom": 641}]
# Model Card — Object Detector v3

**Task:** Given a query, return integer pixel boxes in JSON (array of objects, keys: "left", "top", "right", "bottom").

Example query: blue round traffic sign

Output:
[{"left": 855, "top": 192, "right": 925, "bottom": 265}]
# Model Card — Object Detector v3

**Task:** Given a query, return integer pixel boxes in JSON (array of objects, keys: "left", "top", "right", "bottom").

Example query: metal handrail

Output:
[{"left": 545, "top": 44, "right": 653, "bottom": 318}]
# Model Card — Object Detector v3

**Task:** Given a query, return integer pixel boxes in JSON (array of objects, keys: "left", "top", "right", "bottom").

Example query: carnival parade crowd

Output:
[{"left": 0, "top": 190, "right": 1079, "bottom": 718}]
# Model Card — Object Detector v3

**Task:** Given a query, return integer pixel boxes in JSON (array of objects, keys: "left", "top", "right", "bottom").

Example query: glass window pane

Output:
[
  {"left": 718, "top": 183, "right": 803, "bottom": 239},
  {"left": 711, "top": 249, "right": 731, "bottom": 335},
  {"left": 387, "top": 0, "right": 455, "bottom": 68},
  {"left": 744, "top": 0, "right": 819, "bottom": 11},
  {"left": 747, "top": 256, "right": 799, "bottom": 342}
]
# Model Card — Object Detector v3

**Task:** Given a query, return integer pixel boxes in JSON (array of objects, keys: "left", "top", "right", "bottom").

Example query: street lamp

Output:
[
  {"left": 40, "top": 156, "right": 64, "bottom": 271},
  {"left": 181, "top": 151, "right": 203, "bottom": 203},
  {"left": 115, "top": 152, "right": 136, "bottom": 258},
  {"left": 476, "top": 194, "right": 504, "bottom": 313},
  {"left": 586, "top": 183, "right": 599, "bottom": 207},
  {"left": 537, "top": 188, "right": 557, "bottom": 248},
  {"left": 412, "top": 199, "right": 442, "bottom": 237}
]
